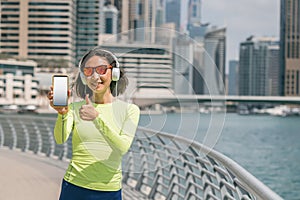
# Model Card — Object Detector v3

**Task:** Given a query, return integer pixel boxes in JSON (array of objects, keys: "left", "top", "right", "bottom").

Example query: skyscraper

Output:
[
  {"left": 187, "top": 0, "right": 203, "bottom": 39},
  {"left": 188, "top": 0, "right": 201, "bottom": 26},
  {"left": 76, "top": 0, "right": 100, "bottom": 63},
  {"left": 165, "top": 0, "right": 189, "bottom": 33},
  {"left": 280, "top": 0, "right": 300, "bottom": 96},
  {"left": 228, "top": 60, "right": 239, "bottom": 95},
  {"left": 173, "top": 35, "right": 194, "bottom": 94},
  {"left": 203, "top": 26, "right": 226, "bottom": 95},
  {"left": 0, "top": 0, "right": 76, "bottom": 68},
  {"left": 267, "top": 45, "right": 280, "bottom": 96},
  {"left": 102, "top": 3, "right": 118, "bottom": 34},
  {"left": 100, "top": 42, "right": 173, "bottom": 93},
  {"left": 239, "top": 36, "right": 280, "bottom": 96},
  {"left": 118, "top": 0, "right": 158, "bottom": 43}
]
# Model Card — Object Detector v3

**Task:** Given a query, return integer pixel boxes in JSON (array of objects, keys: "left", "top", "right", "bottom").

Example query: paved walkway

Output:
[{"left": 0, "top": 148, "right": 68, "bottom": 200}]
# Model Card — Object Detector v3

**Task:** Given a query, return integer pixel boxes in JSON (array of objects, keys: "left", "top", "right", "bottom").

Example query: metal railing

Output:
[{"left": 0, "top": 114, "right": 283, "bottom": 200}]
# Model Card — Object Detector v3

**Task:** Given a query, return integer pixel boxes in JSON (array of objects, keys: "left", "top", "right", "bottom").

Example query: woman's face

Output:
[{"left": 84, "top": 55, "right": 112, "bottom": 93}]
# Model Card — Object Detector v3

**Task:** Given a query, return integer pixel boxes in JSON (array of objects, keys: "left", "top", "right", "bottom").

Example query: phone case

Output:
[{"left": 52, "top": 74, "right": 69, "bottom": 107}]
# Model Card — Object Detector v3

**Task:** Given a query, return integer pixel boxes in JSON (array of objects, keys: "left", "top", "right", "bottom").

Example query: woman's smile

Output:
[{"left": 90, "top": 81, "right": 103, "bottom": 90}]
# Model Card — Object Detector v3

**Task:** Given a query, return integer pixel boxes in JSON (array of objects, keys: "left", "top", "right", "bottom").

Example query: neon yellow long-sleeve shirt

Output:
[{"left": 54, "top": 99, "right": 140, "bottom": 191}]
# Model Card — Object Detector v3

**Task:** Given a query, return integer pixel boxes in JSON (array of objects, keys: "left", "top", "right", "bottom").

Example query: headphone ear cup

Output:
[
  {"left": 80, "top": 71, "right": 87, "bottom": 85},
  {"left": 112, "top": 68, "right": 120, "bottom": 81}
]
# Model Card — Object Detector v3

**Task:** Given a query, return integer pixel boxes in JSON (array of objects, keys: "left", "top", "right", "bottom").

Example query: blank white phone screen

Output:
[{"left": 53, "top": 76, "right": 68, "bottom": 106}]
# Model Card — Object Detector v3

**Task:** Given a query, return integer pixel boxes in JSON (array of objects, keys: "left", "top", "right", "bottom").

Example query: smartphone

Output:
[{"left": 52, "top": 75, "right": 69, "bottom": 107}]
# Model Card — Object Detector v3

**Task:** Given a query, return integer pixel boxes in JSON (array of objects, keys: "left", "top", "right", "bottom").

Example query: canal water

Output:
[{"left": 139, "top": 113, "right": 300, "bottom": 200}]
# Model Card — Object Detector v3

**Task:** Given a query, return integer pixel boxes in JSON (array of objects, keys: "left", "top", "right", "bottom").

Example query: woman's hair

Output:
[{"left": 74, "top": 47, "right": 128, "bottom": 98}]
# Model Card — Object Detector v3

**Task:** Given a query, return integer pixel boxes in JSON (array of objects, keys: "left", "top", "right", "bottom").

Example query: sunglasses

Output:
[{"left": 82, "top": 65, "right": 112, "bottom": 77}]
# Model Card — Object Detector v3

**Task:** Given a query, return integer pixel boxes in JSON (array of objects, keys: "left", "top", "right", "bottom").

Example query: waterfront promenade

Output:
[
  {"left": 0, "top": 148, "right": 67, "bottom": 200},
  {"left": 0, "top": 114, "right": 283, "bottom": 200}
]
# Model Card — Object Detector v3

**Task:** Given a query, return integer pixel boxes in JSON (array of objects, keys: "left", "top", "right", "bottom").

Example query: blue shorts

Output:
[{"left": 59, "top": 179, "right": 122, "bottom": 200}]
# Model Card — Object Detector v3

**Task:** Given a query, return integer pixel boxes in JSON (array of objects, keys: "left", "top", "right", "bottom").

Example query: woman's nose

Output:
[{"left": 92, "top": 71, "right": 100, "bottom": 79}]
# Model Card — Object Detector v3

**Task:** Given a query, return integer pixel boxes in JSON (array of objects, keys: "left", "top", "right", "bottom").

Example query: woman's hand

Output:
[
  {"left": 47, "top": 86, "right": 71, "bottom": 115},
  {"left": 79, "top": 94, "right": 99, "bottom": 121}
]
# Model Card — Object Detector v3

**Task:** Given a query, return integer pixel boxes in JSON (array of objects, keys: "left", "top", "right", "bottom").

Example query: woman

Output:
[{"left": 48, "top": 47, "right": 140, "bottom": 200}]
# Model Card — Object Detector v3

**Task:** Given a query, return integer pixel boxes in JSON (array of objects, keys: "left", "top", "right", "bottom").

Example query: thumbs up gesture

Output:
[{"left": 79, "top": 94, "right": 99, "bottom": 121}]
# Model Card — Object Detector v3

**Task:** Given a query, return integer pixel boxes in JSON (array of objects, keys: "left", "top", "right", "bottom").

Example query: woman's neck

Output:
[{"left": 92, "top": 90, "right": 113, "bottom": 104}]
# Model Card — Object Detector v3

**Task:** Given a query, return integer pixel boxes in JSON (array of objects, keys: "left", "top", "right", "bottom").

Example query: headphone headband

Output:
[{"left": 78, "top": 48, "right": 119, "bottom": 69}]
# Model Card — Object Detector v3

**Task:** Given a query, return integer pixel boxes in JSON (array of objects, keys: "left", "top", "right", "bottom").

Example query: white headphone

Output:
[{"left": 78, "top": 48, "right": 120, "bottom": 85}]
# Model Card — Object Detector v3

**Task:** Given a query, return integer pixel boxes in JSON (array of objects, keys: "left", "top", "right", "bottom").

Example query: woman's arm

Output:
[
  {"left": 93, "top": 104, "right": 140, "bottom": 155},
  {"left": 53, "top": 104, "right": 74, "bottom": 144}
]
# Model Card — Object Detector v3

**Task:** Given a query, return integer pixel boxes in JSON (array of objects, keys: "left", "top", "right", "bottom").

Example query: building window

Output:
[
  {"left": 28, "top": 33, "right": 69, "bottom": 37},
  {"left": 1, "top": 2, "right": 20, "bottom": 5},
  {"left": 0, "top": 27, "right": 19, "bottom": 30},
  {"left": 2, "top": 8, "right": 19, "bottom": 12},
  {"left": 287, "top": 42, "right": 290, "bottom": 58},
  {"left": 28, "top": 40, "right": 69, "bottom": 44},
  {"left": 297, "top": 41, "right": 300, "bottom": 58},
  {"left": 292, "top": 42, "right": 295, "bottom": 58},
  {"left": 192, "top": 5, "right": 197, "bottom": 17},
  {"left": 29, "top": 2, "right": 69, "bottom": 6},
  {"left": 28, "top": 52, "right": 68, "bottom": 56},
  {"left": 0, "top": 40, "right": 19, "bottom": 43},
  {"left": 28, "top": 46, "right": 69, "bottom": 50},
  {"left": 296, "top": 71, "right": 299, "bottom": 94},
  {"left": 28, "top": 9, "right": 69, "bottom": 12},
  {"left": 138, "top": 3, "right": 143, "bottom": 15},
  {"left": 28, "top": 21, "right": 69, "bottom": 25},
  {"left": 28, "top": 15, "right": 69, "bottom": 19},
  {"left": 0, "top": 46, "right": 18, "bottom": 49},
  {"left": 1, "top": 14, "right": 19, "bottom": 18},
  {"left": 28, "top": 27, "right": 69, "bottom": 31},
  {"left": 105, "top": 18, "right": 113, "bottom": 34},
  {"left": 0, "top": 21, "right": 19, "bottom": 24},
  {"left": 1, "top": 33, "right": 19, "bottom": 37}
]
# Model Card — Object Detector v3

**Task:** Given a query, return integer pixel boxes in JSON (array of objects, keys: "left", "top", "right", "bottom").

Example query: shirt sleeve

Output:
[
  {"left": 93, "top": 104, "right": 140, "bottom": 155},
  {"left": 53, "top": 104, "right": 74, "bottom": 144}
]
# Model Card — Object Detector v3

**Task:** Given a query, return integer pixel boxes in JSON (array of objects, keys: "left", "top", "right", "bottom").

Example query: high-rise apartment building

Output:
[
  {"left": 100, "top": 42, "right": 173, "bottom": 93},
  {"left": 165, "top": 0, "right": 189, "bottom": 33},
  {"left": 187, "top": 0, "right": 204, "bottom": 40},
  {"left": 102, "top": 4, "right": 118, "bottom": 34},
  {"left": 239, "top": 36, "right": 280, "bottom": 96},
  {"left": 203, "top": 26, "right": 226, "bottom": 95},
  {"left": 228, "top": 60, "right": 239, "bottom": 95},
  {"left": 280, "top": 0, "right": 300, "bottom": 96},
  {"left": 76, "top": 0, "right": 99, "bottom": 63},
  {"left": 173, "top": 35, "right": 194, "bottom": 94},
  {"left": 109, "top": 0, "right": 168, "bottom": 43},
  {"left": 188, "top": 0, "right": 201, "bottom": 26},
  {"left": 0, "top": 0, "right": 76, "bottom": 68},
  {"left": 267, "top": 45, "right": 280, "bottom": 96},
  {"left": 98, "top": 1, "right": 119, "bottom": 44},
  {"left": 165, "top": 0, "right": 201, "bottom": 34}
]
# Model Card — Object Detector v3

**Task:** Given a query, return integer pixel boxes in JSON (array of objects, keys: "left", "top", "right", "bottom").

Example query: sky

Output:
[{"left": 202, "top": 0, "right": 280, "bottom": 68}]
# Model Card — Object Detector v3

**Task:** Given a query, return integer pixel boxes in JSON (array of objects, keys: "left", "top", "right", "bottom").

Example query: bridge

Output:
[
  {"left": 0, "top": 114, "right": 283, "bottom": 200},
  {"left": 131, "top": 94, "right": 300, "bottom": 107}
]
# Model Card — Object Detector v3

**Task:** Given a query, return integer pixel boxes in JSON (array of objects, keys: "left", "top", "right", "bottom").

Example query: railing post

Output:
[
  {"left": 32, "top": 122, "right": 42, "bottom": 155},
  {"left": 20, "top": 122, "right": 30, "bottom": 152},
  {"left": 43, "top": 122, "right": 55, "bottom": 157},
  {"left": 7, "top": 119, "right": 17, "bottom": 150},
  {"left": 0, "top": 124, "right": 4, "bottom": 148}
]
